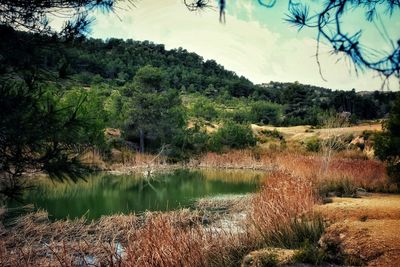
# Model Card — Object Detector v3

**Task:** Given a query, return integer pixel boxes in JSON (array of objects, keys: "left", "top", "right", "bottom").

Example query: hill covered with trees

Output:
[
  {"left": 1, "top": 26, "right": 399, "bottom": 167},
  {"left": 1, "top": 26, "right": 397, "bottom": 125}
]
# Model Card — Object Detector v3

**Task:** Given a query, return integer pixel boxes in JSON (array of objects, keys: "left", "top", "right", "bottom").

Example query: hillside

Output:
[
  {"left": 1, "top": 26, "right": 399, "bottom": 157},
  {"left": 1, "top": 25, "right": 398, "bottom": 127}
]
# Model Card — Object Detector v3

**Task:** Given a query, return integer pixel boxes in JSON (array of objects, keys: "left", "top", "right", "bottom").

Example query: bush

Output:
[
  {"left": 209, "top": 122, "right": 256, "bottom": 152},
  {"left": 250, "top": 101, "right": 282, "bottom": 125},
  {"left": 190, "top": 98, "right": 219, "bottom": 121},
  {"left": 361, "top": 130, "right": 374, "bottom": 140},
  {"left": 305, "top": 137, "right": 321, "bottom": 152},
  {"left": 227, "top": 109, "right": 253, "bottom": 124},
  {"left": 294, "top": 239, "right": 326, "bottom": 265},
  {"left": 261, "top": 129, "right": 284, "bottom": 140}
]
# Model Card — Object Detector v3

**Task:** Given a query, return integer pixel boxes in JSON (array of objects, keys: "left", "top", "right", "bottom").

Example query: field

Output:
[{"left": 252, "top": 122, "right": 382, "bottom": 141}]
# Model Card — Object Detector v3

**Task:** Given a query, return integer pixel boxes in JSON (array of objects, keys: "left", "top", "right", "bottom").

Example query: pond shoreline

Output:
[{"left": 105, "top": 162, "right": 277, "bottom": 175}]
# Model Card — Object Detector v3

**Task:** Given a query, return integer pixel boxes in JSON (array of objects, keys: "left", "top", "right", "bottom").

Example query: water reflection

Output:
[{"left": 10, "top": 169, "right": 265, "bottom": 219}]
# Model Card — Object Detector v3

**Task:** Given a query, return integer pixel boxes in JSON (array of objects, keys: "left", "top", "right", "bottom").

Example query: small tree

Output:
[
  {"left": 375, "top": 96, "right": 400, "bottom": 184},
  {"left": 125, "top": 66, "right": 186, "bottom": 153},
  {"left": 250, "top": 101, "right": 282, "bottom": 125},
  {"left": 209, "top": 122, "right": 256, "bottom": 152}
]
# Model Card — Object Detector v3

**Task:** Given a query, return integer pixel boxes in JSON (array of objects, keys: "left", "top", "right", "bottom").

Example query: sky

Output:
[{"left": 55, "top": 0, "right": 400, "bottom": 91}]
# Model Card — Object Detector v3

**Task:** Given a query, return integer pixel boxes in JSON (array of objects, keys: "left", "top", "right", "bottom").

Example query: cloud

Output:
[{"left": 85, "top": 0, "right": 398, "bottom": 91}]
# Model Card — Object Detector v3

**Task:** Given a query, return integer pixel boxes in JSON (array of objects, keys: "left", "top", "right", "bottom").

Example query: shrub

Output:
[
  {"left": 209, "top": 122, "right": 256, "bottom": 152},
  {"left": 253, "top": 251, "right": 278, "bottom": 267},
  {"left": 250, "top": 101, "right": 282, "bottom": 125},
  {"left": 261, "top": 129, "right": 284, "bottom": 140},
  {"left": 293, "top": 239, "right": 326, "bottom": 265},
  {"left": 227, "top": 109, "right": 253, "bottom": 124},
  {"left": 191, "top": 98, "right": 219, "bottom": 121},
  {"left": 361, "top": 130, "right": 374, "bottom": 140},
  {"left": 148, "top": 121, "right": 211, "bottom": 162},
  {"left": 305, "top": 137, "right": 321, "bottom": 152}
]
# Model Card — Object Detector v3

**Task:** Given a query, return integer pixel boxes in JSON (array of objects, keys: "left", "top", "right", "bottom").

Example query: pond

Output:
[{"left": 9, "top": 169, "right": 265, "bottom": 220}]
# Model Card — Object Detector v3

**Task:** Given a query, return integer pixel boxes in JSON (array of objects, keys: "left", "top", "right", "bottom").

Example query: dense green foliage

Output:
[
  {"left": 375, "top": 96, "right": 400, "bottom": 183},
  {"left": 250, "top": 101, "right": 282, "bottom": 125},
  {"left": 123, "top": 65, "right": 186, "bottom": 153},
  {"left": 0, "top": 79, "right": 105, "bottom": 199},
  {"left": 209, "top": 122, "right": 257, "bottom": 152},
  {"left": 1, "top": 26, "right": 398, "bottom": 127}
]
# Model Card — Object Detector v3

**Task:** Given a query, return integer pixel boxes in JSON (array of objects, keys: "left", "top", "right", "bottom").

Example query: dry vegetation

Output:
[
  {"left": 1, "top": 142, "right": 398, "bottom": 266},
  {"left": 0, "top": 169, "right": 320, "bottom": 266},
  {"left": 317, "top": 194, "right": 400, "bottom": 266},
  {"left": 194, "top": 148, "right": 396, "bottom": 195},
  {"left": 189, "top": 149, "right": 274, "bottom": 170},
  {"left": 252, "top": 122, "right": 382, "bottom": 141}
]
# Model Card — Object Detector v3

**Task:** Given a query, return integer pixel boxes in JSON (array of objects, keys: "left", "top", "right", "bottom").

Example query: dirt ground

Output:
[{"left": 316, "top": 194, "right": 400, "bottom": 266}]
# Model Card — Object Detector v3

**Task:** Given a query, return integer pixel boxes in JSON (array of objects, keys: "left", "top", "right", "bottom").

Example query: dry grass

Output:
[
  {"left": 249, "top": 171, "right": 322, "bottom": 248},
  {"left": 80, "top": 148, "right": 172, "bottom": 173},
  {"left": 274, "top": 153, "right": 396, "bottom": 195},
  {"left": 197, "top": 168, "right": 265, "bottom": 184},
  {"left": 0, "top": 171, "right": 321, "bottom": 266},
  {"left": 0, "top": 210, "right": 140, "bottom": 266},
  {"left": 193, "top": 149, "right": 395, "bottom": 195},
  {"left": 253, "top": 122, "right": 382, "bottom": 141},
  {"left": 0, "top": 208, "right": 256, "bottom": 267},
  {"left": 318, "top": 195, "right": 400, "bottom": 266},
  {"left": 123, "top": 172, "right": 321, "bottom": 266},
  {"left": 1, "top": 144, "right": 397, "bottom": 266},
  {"left": 125, "top": 213, "right": 207, "bottom": 267},
  {"left": 194, "top": 195, "right": 251, "bottom": 213},
  {"left": 190, "top": 149, "right": 275, "bottom": 170},
  {"left": 316, "top": 194, "right": 400, "bottom": 221},
  {"left": 79, "top": 148, "right": 108, "bottom": 170}
]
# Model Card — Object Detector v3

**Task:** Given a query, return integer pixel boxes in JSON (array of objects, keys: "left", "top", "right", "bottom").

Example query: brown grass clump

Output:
[
  {"left": 274, "top": 153, "right": 395, "bottom": 195},
  {"left": 124, "top": 209, "right": 258, "bottom": 267},
  {"left": 80, "top": 149, "right": 108, "bottom": 169},
  {"left": 125, "top": 213, "right": 207, "bottom": 267},
  {"left": 249, "top": 171, "right": 321, "bottom": 248}
]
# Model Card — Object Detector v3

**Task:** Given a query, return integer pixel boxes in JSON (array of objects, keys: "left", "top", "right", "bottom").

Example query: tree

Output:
[
  {"left": 124, "top": 66, "right": 186, "bottom": 153},
  {"left": 190, "top": 97, "right": 219, "bottom": 121},
  {"left": 0, "top": 0, "right": 121, "bottom": 39},
  {"left": 0, "top": 79, "right": 105, "bottom": 201},
  {"left": 185, "top": 0, "right": 400, "bottom": 82},
  {"left": 209, "top": 122, "right": 256, "bottom": 152},
  {"left": 0, "top": 0, "right": 123, "bottom": 199},
  {"left": 375, "top": 95, "right": 400, "bottom": 184}
]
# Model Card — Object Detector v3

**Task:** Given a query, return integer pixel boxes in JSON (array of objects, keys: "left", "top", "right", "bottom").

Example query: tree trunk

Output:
[{"left": 139, "top": 128, "right": 145, "bottom": 153}]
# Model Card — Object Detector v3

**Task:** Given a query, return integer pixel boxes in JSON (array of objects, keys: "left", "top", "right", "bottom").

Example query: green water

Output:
[{"left": 10, "top": 169, "right": 264, "bottom": 220}]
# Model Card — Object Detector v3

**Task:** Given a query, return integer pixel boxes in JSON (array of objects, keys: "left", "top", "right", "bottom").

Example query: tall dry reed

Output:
[
  {"left": 249, "top": 171, "right": 320, "bottom": 248},
  {"left": 274, "top": 154, "right": 395, "bottom": 194}
]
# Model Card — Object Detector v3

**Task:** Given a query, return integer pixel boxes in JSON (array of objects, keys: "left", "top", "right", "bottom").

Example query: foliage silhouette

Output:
[{"left": 185, "top": 0, "right": 400, "bottom": 82}]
